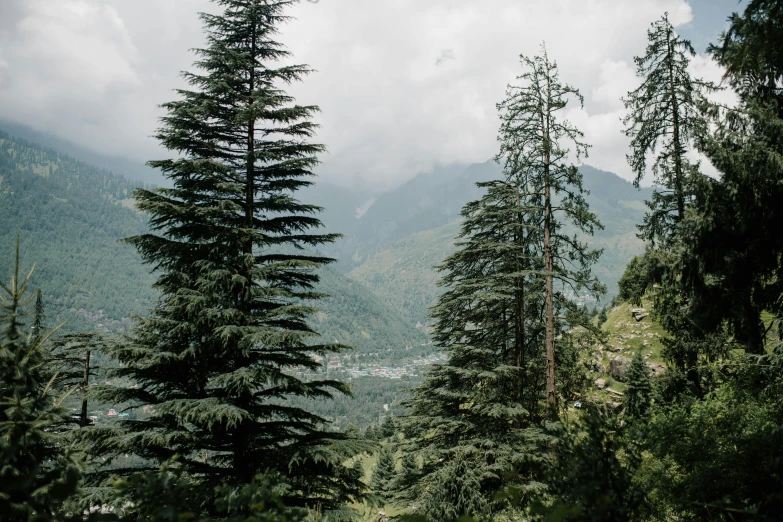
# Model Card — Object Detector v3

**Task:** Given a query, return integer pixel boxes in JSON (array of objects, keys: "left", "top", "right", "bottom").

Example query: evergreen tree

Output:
[
  {"left": 0, "top": 240, "right": 80, "bottom": 521},
  {"left": 364, "top": 425, "right": 378, "bottom": 441},
  {"left": 109, "top": 460, "right": 306, "bottom": 522},
  {"left": 48, "top": 333, "right": 107, "bottom": 428},
  {"left": 542, "top": 406, "right": 647, "bottom": 521},
  {"left": 380, "top": 415, "right": 396, "bottom": 439},
  {"left": 396, "top": 179, "right": 551, "bottom": 520},
  {"left": 370, "top": 445, "right": 396, "bottom": 504},
  {"left": 497, "top": 44, "right": 603, "bottom": 408},
  {"left": 82, "top": 0, "right": 364, "bottom": 512},
  {"left": 32, "top": 289, "right": 44, "bottom": 338},
  {"left": 672, "top": 0, "right": 783, "bottom": 356},
  {"left": 622, "top": 13, "right": 714, "bottom": 244},
  {"left": 624, "top": 350, "right": 652, "bottom": 419},
  {"left": 390, "top": 453, "right": 420, "bottom": 506}
]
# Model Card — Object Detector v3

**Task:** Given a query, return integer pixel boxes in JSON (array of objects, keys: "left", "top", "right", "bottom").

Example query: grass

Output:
[{"left": 582, "top": 299, "right": 669, "bottom": 404}]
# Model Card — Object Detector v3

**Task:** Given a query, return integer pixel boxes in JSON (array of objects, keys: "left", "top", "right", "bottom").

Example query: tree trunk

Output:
[
  {"left": 80, "top": 350, "right": 91, "bottom": 427},
  {"left": 543, "top": 90, "right": 556, "bottom": 409},
  {"left": 514, "top": 186, "right": 525, "bottom": 409},
  {"left": 667, "top": 27, "right": 686, "bottom": 221},
  {"left": 245, "top": 25, "right": 257, "bottom": 260}
]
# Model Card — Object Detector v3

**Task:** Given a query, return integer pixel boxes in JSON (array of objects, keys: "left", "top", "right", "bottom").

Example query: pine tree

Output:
[
  {"left": 49, "top": 333, "right": 106, "bottom": 428},
  {"left": 390, "top": 453, "right": 420, "bottom": 506},
  {"left": 624, "top": 350, "right": 652, "bottom": 419},
  {"left": 672, "top": 0, "right": 783, "bottom": 356},
  {"left": 82, "top": 0, "right": 364, "bottom": 512},
  {"left": 396, "top": 179, "right": 552, "bottom": 520},
  {"left": 623, "top": 13, "right": 715, "bottom": 244},
  {"left": 0, "top": 240, "right": 80, "bottom": 521},
  {"left": 32, "top": 288, "right": 44, "bottom": 338},
  {"left": 370, "top": 445, "right": 396, "bottom": 503},
  {"left": 497, "top": 44, "right": 604, "bottom": 408},
  {"left": 598, "top": 307, "right": 608, "bottom": 326},
  {"left": 380, "top": 415, "right": 396, "bottom": 439}
]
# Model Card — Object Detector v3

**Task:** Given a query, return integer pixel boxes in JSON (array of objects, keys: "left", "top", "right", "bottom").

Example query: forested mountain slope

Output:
[
  {"left": 0, "top": 132, "right": 154, "bottom": 333},
  {"left": 349, "top": 164, "right": 652, "bottom": 325},
  {"left": 0, "top": 131, "right": 426, "bottom": 360}
]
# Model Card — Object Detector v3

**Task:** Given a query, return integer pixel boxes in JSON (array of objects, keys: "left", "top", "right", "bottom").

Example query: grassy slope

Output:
[{"left": 585, "top": 300, "right": 668, "bottom": 400}]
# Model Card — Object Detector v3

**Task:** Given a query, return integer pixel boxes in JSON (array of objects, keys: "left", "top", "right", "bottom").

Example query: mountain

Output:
[
  {"left": 0, "top": 120, "right": 164, "bottom": 186},
  {"left": 348, "top": 163, "right": 653, "bottom": 325},
  {"left": 0, "top": 130, "right": 426, "bottom": 362},
  {"left": 313, "top": 162, "right": 489, "bottom": 272}
]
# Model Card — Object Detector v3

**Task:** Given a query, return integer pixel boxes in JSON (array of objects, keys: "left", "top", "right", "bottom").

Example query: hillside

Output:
[
  {"left": 349, "top": 165, "right": 651, "bottom": 326},
  {"left": 0, "top": 131, "right": 426, "bottom": 362},
  {"left": 585, "top": 300, "right": 669, "bottom": 404}
]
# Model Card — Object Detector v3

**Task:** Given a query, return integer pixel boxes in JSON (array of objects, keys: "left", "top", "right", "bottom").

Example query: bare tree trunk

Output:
[
  {"left": 543, "top": 82, "right": 556, "bottom": 410},
  {"left": 80, "top": 350, "right": 91, "bottom": 427},
  {"left": 667, "top": 26, "right": 686, "bottom": 221}
]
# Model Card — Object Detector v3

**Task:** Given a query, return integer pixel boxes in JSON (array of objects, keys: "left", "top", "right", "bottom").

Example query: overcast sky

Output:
[{"left": 0, "top": 0, "right": 745, "bottom": 190}]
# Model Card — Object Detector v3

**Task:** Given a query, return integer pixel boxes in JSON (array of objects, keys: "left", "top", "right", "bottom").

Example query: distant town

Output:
[{"left": 302, "top": 352, "right": 449, "bottom": 381}]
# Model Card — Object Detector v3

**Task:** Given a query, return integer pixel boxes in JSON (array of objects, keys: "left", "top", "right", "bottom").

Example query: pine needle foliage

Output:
[
  {"left": 81, "top": 0, "right": 364, "bottom": 511},
  {"left": 672, "top": 0, "right": 783, "bottom": 356},
  {"left": 395, "top": 168, "right": 553, "bottom": 521},
  {"left": 370, "top": 445, "right": 396, "bottom": 504},
  {"left": 624, "top": 350, "right": 652, "bottom": 419},
  {"left": 0, "top": 240, "right": 80, "bottom": 521},
  {"left": 622, "top": 13, "right": 715, "bottom": 244},
  {"left": 496, "top": 44, "right": 604, "bottom": 408}
]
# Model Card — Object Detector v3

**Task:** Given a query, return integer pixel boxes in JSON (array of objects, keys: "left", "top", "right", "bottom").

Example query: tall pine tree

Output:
[
  {"left": 624, "top": 349, "right": 652, "bottom": 419},
  {"left": 675, "top": 0, "right": 783, "bottom": 356},
  {"left": 395, "top": 179, "right": 552, "bottom": 520},
  {"left": 622, "top": 13, "right": 714, "bottom": 244},
  {"left": 497, "top": 44, "right": 603, "bottom": 408},
  {"left": 83, "top": 0, "right": 364, "bottom": 512}
]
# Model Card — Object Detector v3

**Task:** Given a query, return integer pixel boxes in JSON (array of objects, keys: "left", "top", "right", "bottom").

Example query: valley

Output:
[{"left": 0, "top": 125, "right": 654, "bottom": 429}]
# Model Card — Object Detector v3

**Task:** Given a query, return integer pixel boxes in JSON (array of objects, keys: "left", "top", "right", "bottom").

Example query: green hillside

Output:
[
  {"left": 0, "top": 132, "right": 155, "bottom": 333},
  {"left": 0, "top": 131, "right": 426, "bottom": 361},
  {"left": 349, "top": 221, "right": 460, "bottom": 326},
  {"left": 349, "top": 167, "right": 648, "bottom": 327}
]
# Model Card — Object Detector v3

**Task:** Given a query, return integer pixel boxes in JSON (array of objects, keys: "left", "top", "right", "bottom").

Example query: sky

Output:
[{"left": 0, "top": 0, "right": 745, "bottom": 190}]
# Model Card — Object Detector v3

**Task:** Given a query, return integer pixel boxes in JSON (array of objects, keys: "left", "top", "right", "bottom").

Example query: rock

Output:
[
  {"left": 594, "top": 378, "right": 606, "bottom": 389},
  {"left": 647, "top": 362, "right": 667, "bottom": 377},
  {"left": 610, "top": 356, "right": 632, "bottom": 381}
]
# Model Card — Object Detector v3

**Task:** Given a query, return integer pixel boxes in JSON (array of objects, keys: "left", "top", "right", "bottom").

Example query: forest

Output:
[{"left": 1, "top": 0, "right": 783, "bottom": 520}]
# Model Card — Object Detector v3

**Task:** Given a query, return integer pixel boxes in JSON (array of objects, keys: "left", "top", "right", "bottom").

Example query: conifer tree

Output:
[
  {"left": 370, "top": 445, "right": 396, "bottom": 504},
  {"left": 395, "top": 180, "right": 553, "bottom": 520},
  {"left": 0, "top": 240, "right": 80, "bottom": 521},
  {"left": 674, "top": 0, "right": 783, "bottom": 355},
  {"left": 49, "top": 333, "right": 106, "bottom": 428},
  {"left": 624, "top": 350, "right": 652, "bottom": 419},
  {"left": 82, "top": 0, "right": 364, "bottom": 511},
  {"left": 497, "top": 44, "right": 603, "bottom": 408},
  {"left": 32, "top": 288, "right": 44, "bottom": 337},
  {"left": 380, "top": 415, "right": 396, "bottom": 439},
  {"left": 623, "top": 13, "right": 714, "bottom": 244}
]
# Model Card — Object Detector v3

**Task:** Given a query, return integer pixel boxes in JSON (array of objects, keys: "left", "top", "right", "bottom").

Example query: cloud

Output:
[
  {"left": 0, "top": 0, "right": 731, "bottom": 190},
  {"left": 435, "top": 49, "right": 455, "bottom": 66}
]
